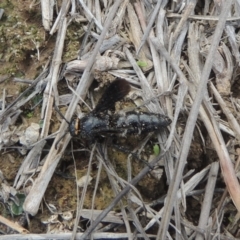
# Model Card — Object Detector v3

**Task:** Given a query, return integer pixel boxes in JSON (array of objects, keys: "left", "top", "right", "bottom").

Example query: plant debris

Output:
[{"left": 0, "top": 0, "right": 240, "bottom": 239}]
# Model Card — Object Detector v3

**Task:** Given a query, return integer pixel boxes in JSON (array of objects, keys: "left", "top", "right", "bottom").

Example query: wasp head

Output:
[{"left": 69, "top": 118, "right": 80, "bottom": 136}]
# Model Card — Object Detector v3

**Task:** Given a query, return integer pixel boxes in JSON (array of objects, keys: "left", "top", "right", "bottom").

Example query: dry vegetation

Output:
[{"left": 0, "top": 0, "right": 240, "bottom": 239}]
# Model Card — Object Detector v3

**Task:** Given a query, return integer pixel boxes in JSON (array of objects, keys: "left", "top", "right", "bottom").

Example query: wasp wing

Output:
[{"left": 93, "top": 79, "right": 131, "bottom": 113}]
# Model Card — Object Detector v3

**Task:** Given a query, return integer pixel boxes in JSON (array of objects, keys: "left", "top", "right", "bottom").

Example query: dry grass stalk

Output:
[
  {"left": 167, "top": 12, "right": 240, "bottom": 22},
  {"left": 0, "top": 232, "right": 157, "bottom": 240},
  {"left": 49, "top": 0, "right": 71, "bottom": 35},
  {"left": 171, "top": 0, "right": 197, "bottom": 44},
  {"left": 150, "top": 38, "right": 188, "bottom": 150},
  {"left": 127, "top": 3, "right": 152, "bottom": 72},
  {"left": 78, "top": 0, "right": 103, "bottom": 31},
  {"left": 109, "top": 0, "right": 129, "bottom": 35},
  {"left": 210, "top": 83, "right": 240, "bottom": 141},
  {"left": 40, "top": 0, "right": 54, "bottom": 31},
  {"left": 41, "top": 18, "right": 67, "bottom": 138},
  {"left": 0, "top": 215, "right": 29, "bottom": 234},
  {"left": 135, "top": 0, "right": 161, "bottom": 55},
  {"left": 13, "top": 140, "right": 46, "bottom": 190},
  {"left": 195, "top": 162, "right": 219, "bottom": 240}
]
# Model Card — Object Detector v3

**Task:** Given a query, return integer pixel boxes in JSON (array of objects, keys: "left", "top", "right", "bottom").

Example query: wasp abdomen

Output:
[{"left": 114, "top": 111, "right": 171, "bottom": 136}]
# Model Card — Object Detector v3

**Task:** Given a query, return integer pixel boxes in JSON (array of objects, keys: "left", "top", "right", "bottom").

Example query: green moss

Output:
[
  {"left": 0, "top": 1, "right": 45, "bottom": 73},
  {"left": 63, "top": 22, "right": 85, "bottom": 62},
  {"left": 0, "top": 0, "right": 13, "bottom": 9}
]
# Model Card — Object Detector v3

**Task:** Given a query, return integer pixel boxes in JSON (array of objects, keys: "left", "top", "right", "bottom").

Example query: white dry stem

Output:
[
  {"left": 49, "top": 0, "right": 71, "bottom": 35},
  {"left": 78, "top": 0, "right": 103, "bottom": 31},
  {"left": 41, "top": 18, "right": 67, "bottom": 138},
  {"left": 127, "top": 3, "right": 152, "bottom": 72},
  {"left": 195, "top": 162, "right": 219, "bottom": 240},
  {"left": 40, "top": 0, "right": 54, "bottom": 31},
  {"left": 210, "top": 82, "right": 240, "bottom": 141}
]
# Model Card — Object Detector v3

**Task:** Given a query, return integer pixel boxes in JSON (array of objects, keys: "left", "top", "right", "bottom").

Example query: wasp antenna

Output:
[{"left": 54, "top": 105, "right": 71, "bottom": 125}]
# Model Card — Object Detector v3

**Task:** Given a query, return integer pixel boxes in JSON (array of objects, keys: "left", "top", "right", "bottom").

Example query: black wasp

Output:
[{"left": 68, "top": 79, "right": 171, "bottom": 142}]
